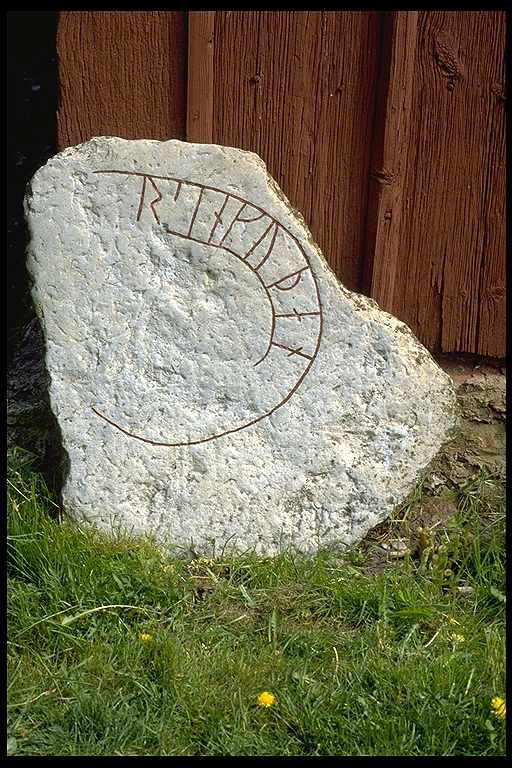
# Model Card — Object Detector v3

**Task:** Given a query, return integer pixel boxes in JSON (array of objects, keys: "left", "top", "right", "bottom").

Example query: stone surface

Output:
[{"left": 25, "top": 137, "right": 458, "bottom": 555}]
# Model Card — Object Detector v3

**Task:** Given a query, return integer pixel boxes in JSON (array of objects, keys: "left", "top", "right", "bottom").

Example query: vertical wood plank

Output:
[
  {"left": 57, "top": 11, "right": 187, "bottom": 149},
  {"left": 476, "top": 98, "right": 505, "bottom": 358},
  {"left": 362, "top": 12, "right": 418, "bottom": 306},
  {"left": 186, "top": 12, "right": 215, "bottom": 143},
  {"left": 212, "top": 11, "right": 381, "bottom": 291},
  {"left": 384, "top": 11, "right": 505, "bottom": 356}
]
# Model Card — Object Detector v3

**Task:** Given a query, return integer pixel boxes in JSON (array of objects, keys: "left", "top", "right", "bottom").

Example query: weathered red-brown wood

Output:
[
  {"left": 57, "top": 11, "right": 187, "bottom": 148},
  {"left": 187, "top": 12, "right": 215, "bottom": 143},
  {"left": 211, "top": 11, "right": 382, "bottom": 292},
  {"left": 362, "top": 12, "right": 419, "bottom": 308},
  {"left": 376, "top": 11, "right": 505, "bottom": 356}
]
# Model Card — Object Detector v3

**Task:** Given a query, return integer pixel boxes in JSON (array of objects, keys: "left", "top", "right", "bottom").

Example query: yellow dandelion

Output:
[
  {"left": 257, "top": 691, "right": 276, "bottom": 708},
  {"left": 446, "top": 615, "right": 458, "bottom": 625},
  {"left": 491, "top": 696, "right": 506, "bottom": 719},
  {"left": 450, "top": 633, "right": 465, "bottom": 643},
  {"left": 140, "top": 632, "right": 153, "bottom": 643}
]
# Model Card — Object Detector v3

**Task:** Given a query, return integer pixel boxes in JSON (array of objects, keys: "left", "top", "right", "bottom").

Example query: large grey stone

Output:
[{"left": 25, "top": 137, "right": 457, "bottom": 555}]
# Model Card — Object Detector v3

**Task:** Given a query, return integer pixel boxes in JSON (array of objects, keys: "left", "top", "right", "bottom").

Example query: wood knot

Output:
[
  {"left": 249, "top": 74, "right": 261, "bottom": 85},
  {"left": 491, "top": 82, "right": 506, "bottom": 103},
  {"left": 371, "top": 168, "right": 396, "bottom": 185},
  {"left": 432, "top": 33, "right": 464, "bottom": 91},
  {"left": 485, "top": 285, "right": 505, "bottom": 301}
]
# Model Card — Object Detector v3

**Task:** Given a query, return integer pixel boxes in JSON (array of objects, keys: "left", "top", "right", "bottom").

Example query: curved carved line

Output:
[
  {"left": 268, "top": 266, "right": 308, "bottom": 291},
  {"left": 251, "top": 223, "right": 279, "bottom": 271},
  {"left": 91, "top": 169, "right": 324, "bottom": 446},
  {"left": 237, "top": 212, "right": 266, "bottom": 223}
]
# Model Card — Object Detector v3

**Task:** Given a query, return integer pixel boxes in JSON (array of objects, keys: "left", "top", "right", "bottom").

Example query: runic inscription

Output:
[{"left": 91, "top": 169, "right": 323, "bottom": 446}]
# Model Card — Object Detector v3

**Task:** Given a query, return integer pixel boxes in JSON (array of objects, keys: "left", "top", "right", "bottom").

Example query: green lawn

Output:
[{"left": 7, "top": 450, "right": 506, "bottom": 756}]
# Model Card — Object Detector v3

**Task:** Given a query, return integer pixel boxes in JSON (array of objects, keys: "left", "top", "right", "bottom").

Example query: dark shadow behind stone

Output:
[
  {"left": 7, "top": 11, "right": 67, "bottom": 503},
  {"left": 7, "top": 317, "right": 69, "bottom": 498}
]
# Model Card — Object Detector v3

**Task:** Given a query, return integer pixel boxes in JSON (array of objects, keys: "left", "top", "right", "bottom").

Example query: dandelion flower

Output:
[
  {"left": 491, "top": 697, "right": 506, "bottom": 719},
  {"left": 140, "top": 632, "right": 153, "bottom": 643},
  {"left": 446, "top": 615, "right": 458, "bottom": 625},
  {"left": 450, "top": 633, "right": 465, "bottom": 643},
  {"left": 257, "top": 691, "right": 276, "bottom": 708}
]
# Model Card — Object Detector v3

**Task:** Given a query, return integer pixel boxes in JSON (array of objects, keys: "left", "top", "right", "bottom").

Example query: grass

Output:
[{"left": 7, "top": 449, "right": 506, "bottom": 756}]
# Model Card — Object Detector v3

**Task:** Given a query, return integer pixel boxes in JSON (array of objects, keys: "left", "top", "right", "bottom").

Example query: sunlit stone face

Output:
[{"left": 25, "top": 137, "right": 457, "bottom": 554}]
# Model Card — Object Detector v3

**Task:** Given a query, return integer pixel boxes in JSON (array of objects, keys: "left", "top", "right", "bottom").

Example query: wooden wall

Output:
[
  {"left": 365, "top": 11, "right": 505, "bottom": 358},
  {"left": 209, "top": 11, "right": 381, "bottom": 293},
  {"left": 56, "top": 10, "right": 505, "bottom": 357},
  {"left": 57, "top": 11, "right": 187, "bottom": 144}
]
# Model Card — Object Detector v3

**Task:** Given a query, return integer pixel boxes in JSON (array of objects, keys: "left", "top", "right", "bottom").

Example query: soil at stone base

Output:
[{"left": 360, "top": 358, "right": 506, "bottom": 574}]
